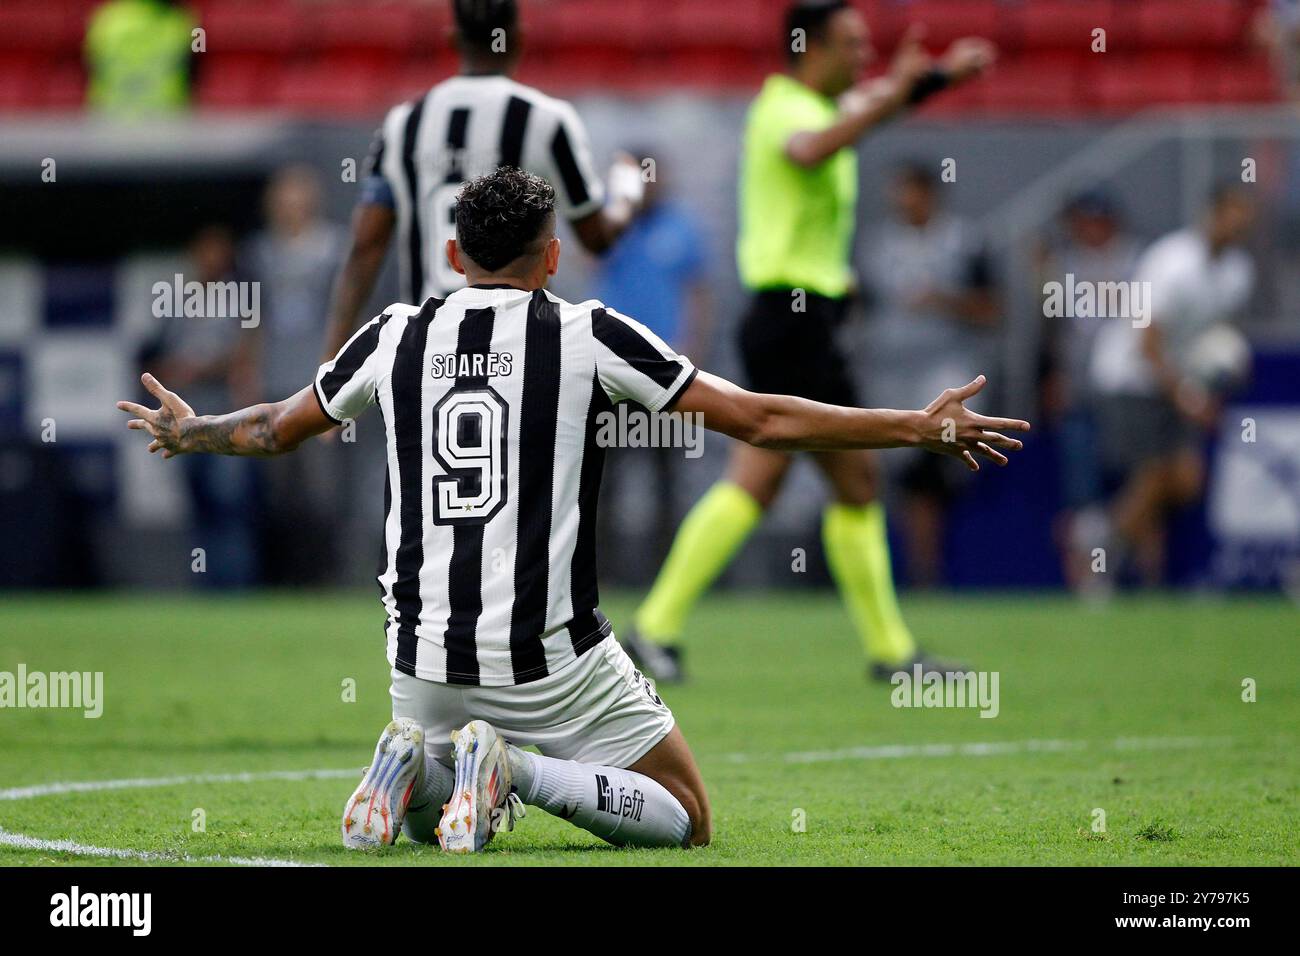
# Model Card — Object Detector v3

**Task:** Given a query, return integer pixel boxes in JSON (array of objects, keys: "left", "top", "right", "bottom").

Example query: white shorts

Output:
[{"left": 390, "top": 635, "right": 675, "bottom": 769}]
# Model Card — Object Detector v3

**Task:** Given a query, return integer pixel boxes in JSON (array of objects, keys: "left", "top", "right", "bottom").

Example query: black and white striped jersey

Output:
[
  {"left": 314, "top": 285, "right": 697, "bottom": 687},
  {"left": 363, "top": 75, "right": 605, "bottom": 303}
]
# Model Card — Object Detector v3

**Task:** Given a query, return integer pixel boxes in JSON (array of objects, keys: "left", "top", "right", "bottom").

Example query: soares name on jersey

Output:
[{"left": 431, "top": 352, "right": 514, "bottom": 379}]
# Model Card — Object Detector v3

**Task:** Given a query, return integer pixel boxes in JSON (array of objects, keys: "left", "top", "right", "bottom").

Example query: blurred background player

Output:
[
  {"left": 621, "top": 0, "right": 996, "bottom": 683},
  {"left": 1036, "top": 190, "right": 1142, "bottom": 595},
  {"left": 592, "top": 150, "right": 713, "bottom": 573},
  {"left": 321, "top": 0, "right": 644, "bottom": 360},
  {"left": 859, "top": 160, "right": 999, "bottom": 588},
  {"left": 1089, "top": 185, "right": 1257, "bottom": 588}
]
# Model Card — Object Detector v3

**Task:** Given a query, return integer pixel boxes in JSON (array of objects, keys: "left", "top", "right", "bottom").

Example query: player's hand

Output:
[
  {"left": 917, "top": 375, "right": 1031, "bottom": 471},
  {"left": 607, "top": 151, "right": 646, "bottom": 211},
  {"left": 941, "top": 37, "right": 997, "bottom": 82},
  {"left": 116, "top": 372, "right": 197, "bottom": 459},
  {"left": 1174, "top": 379, "right": 1221, "bottom": 431},
  {"left": 889, "top": 24, "right": 934, "bottom": 87}
]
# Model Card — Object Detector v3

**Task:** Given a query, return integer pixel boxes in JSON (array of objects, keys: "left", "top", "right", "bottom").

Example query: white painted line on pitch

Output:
[
  {"left": 719, "top": 734, "right": 1235, "bottom": 764},
  {"left": 0, "top": 768, "right": 358, "bottom": 866},
  {"left": 0, "top": 735, "right": 1235, "bottom": 865},
  {"left": 0, "top": 767, "right": 357, "bottom": 803},
  {"left": 0, "top": 828, "right": 319, "bottom": 867}
]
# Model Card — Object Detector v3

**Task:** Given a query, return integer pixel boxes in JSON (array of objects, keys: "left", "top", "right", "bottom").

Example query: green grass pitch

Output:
[{"left": 0, "top": 592, "right": 1295, "bottom": 866}]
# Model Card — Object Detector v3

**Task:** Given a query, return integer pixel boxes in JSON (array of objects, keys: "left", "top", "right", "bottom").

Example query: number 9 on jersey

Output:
[{"left": 432, "top": 386, "right": 509, "bottom": 525}]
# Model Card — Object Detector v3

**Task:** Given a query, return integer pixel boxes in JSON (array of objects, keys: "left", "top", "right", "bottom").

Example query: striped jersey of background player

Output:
[{"left": 320, "top": 0, "right": 644, "bottom": 361}]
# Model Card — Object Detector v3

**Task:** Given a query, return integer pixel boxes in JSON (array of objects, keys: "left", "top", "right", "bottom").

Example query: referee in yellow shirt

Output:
[{"left": 623, "top": 1, "right": 995, "bottom": 683}]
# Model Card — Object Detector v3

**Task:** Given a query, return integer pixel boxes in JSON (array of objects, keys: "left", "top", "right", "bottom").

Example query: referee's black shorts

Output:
[{"left": 738, "top": 288, "right": 858, "bottom": 407}]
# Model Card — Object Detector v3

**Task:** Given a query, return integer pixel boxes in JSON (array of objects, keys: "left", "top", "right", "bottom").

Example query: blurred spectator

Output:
[
  {"left": 591, "top": 155, "right": 711, "bottom": 570},
  {"left": 858, "top": 162, "right": 999, "bottom": 588},
  {"left": 1089, "top": 185, "right": 1257, "bottom": 587},
  {"left": 85, "top": 0, "right": 197, "bottom": 115},
  {"left": 1255, "top": 0, "right": 1300, "bottom": 99},
  {"left": 244, "top": 166, "right": 347, "bottom": 586},
  {"left": 1037, "top": 190, "right": 1141, "bottom": 595},
  {"left": 152, "top": 225, "right": 259, "bottom": 587},
  {"left": 246, "top": 167, "right": 347, "bottom": 402},
  {"left": 592, "top": 157, "right": 712, "bottom": 362}
]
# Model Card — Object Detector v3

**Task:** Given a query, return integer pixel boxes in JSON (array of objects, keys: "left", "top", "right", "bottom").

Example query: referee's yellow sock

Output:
[
  {"left": 633, "top": 481, "right": 762, "bottom": 646},
  {"left": 822, "top": 501, "right": 918, "bottom": 666}
]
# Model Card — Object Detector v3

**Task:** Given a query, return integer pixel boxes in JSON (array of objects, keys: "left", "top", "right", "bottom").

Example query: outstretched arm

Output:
[
  {"left": 674, "top": 372, "right": 1029, "bottom": 472},
  {"left": 117, "top": 373, "right": 335, "bottom": 458}
]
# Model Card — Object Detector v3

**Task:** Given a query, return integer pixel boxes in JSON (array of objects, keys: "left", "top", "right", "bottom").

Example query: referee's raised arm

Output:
[{"left": 784, "top": 23, "right": 995, "bottom": 169}]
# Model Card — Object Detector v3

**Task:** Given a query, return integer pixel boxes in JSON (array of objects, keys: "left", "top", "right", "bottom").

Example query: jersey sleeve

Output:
[
  {"left": 314, "top": 314, "right": 388, "bottom": 423},
  {"left": 539, "top": 101, "right": 605, "bottom": 221},
  {"left": 752, "top": 85, "right": 833, "bottom": 159},
  {"left": 592, "top": 307, "right": 697, "bottom": 412}
]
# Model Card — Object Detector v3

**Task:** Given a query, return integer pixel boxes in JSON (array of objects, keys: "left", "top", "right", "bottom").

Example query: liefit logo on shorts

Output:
[
  {"left": 594, "top": 774, "right": 646, "bottom": 822},
  {"left": 50, "top": 886, "right": 151, "bottom": 936}
]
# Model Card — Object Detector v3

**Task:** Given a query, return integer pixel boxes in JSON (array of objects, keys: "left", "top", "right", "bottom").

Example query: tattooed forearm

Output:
[
  {"left": 119, "top": 376, "right": 328, "bottom": 459},
  {"left": 180, "top": 405, "right": 286, "bottom": 456}
]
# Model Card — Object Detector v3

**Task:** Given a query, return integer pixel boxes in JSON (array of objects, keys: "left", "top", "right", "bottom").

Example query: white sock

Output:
[
  {"left": 401, "top": 757, "right": 455, "bottom": 844},
  {"left": 509, "top": 747, "right": 691, "bottom": 848}
]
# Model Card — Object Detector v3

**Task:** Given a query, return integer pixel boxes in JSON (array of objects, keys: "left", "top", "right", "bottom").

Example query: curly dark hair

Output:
[{"left": 454, "top": 166, "right": 556, "bottom": 272}]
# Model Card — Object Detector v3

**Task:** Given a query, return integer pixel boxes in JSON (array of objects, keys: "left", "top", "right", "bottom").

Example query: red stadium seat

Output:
[
  {"left": 888, "top": 0, "right": 1008, "bottom": 50},
  {"left": 514, "top": 47, "right": 638, "bottom": 95},
  {"left": 974, "top": 53, "right": 1086, "bottom": 116},
  {"left": 1019, "top": 0, "right": 1121, "bottom": 52},
  {"left": 654, "top": 48, "right": 773, "bottom": 91},
  {"left": 195, "top": 54, "right": 276, "bottom": 110},
  {"left": 1134, "top": 0, "right": 1247, "bottom": 49},
  {"left": 860, "top": 0, "right": 907, "bottom": 50},
  {"left": 1207, "top": 54, "right": 1280, "bottom": 103},
  {"left": 272, "top": 59, "right": 389, "bottom": 118},
  {"left": 391, "top": 61, "right": 448, "bottom": 103},
  {"left": 42, "top": 60, "right": 86, "bottom": 111},
  {"left": 0, "top": 54, "right": 39, "bottom": 111},
  {"left": 1091, "top": 52, "right": 1201, "bottom": 112},
  {"left": 199, "top": 1, "right": 307, "bottom": 56},
  {"left": 0, "top": 0, "right": 1276, "bottom": 114},
  {"left": 315, "top": 2, "right": 421, "bottom": 56},
  {"left": 662, "top": 1, "right": 777, "bottom": 50},
  {"left": 526, "top": 0, "right": 650, "bottom": 49},
  {"left": 0, "top": 2, "right": 80, "bottom": 53}
]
